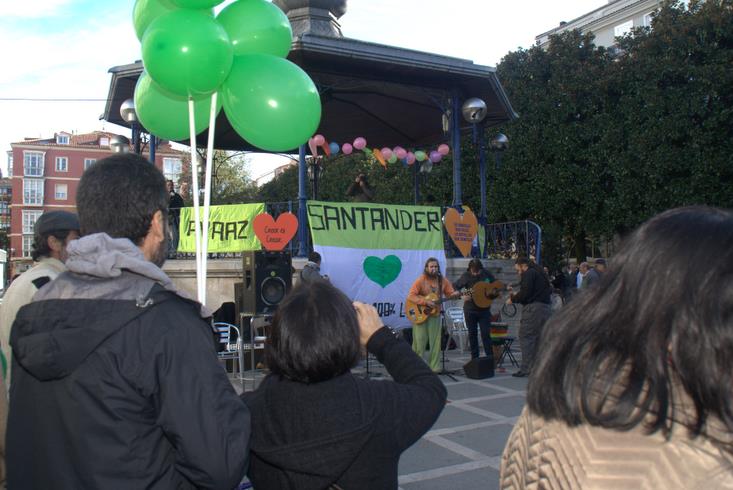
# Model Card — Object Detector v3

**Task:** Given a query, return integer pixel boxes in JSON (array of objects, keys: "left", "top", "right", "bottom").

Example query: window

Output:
[
  {"left": 7, "top": 153, "right": 12, "bottom": 176},
  {"left": 643, "top": 12, "right": 654, "bottom": 27},
  {"left": 55, "top": 156, "right": 68, "bottom": 172},
  {"left": 22, "top": 235, "right": 34, "bottom": 258},
  {"left": 163, "top": 157, "right": 183, "bottom": 180},
  {"left": 23, "top": 151, "right": 44, "bottom": 176},
  {"left": 55, "top": 183, "right": 68, "bottom": 200},
  {"left": 22, "top": 210, "right": 43, "bottom": 234},
  {"left": 56, "top": 134, "right": 69, "bottom": 145},
  {"left": 23, "top": 179, "right": 44, "bottom": 205},
  {"left": 84, "top": 158, "right": 96, "bottom": 170},
  {"left": 614, "top": 20, "right": 634, "bottom": 37},
  {"left": 100, "top": 137, "right": 109, "bottom": 146}
]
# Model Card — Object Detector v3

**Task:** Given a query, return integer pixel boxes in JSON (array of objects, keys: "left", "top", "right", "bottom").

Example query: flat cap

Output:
[{"left": 34, "top": 211, "right": 80, "bottom": 235}]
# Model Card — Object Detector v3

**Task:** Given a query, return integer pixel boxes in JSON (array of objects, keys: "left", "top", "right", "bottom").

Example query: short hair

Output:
[
  {"left": 266, "top": 281, "right": 360, "bottom": 383},
  {"left": 308, "top": 251, "right": 321, "bottom": 263},
  {"left": 76, "top": 153, "right": 168, "bottom": 245},
  {"left": 515, "top": 256, "right": 530, "bottom": 266},
  {"left": 468, "top": 258, "right": 484, "bottom": 272},
  {"left": 31, "top": 230, "right": 75, "bottom": 261},
  {"left": 528, "top": 206, "right": 733, "bottom": 440}
]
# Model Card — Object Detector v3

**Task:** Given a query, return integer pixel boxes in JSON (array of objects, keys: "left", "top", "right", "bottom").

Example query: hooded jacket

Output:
[
  {"left": 7, "top": 234, "right": 250, "bottom": 490},
  {"left": 242, "top": 327, "right": 447, "bottom": 490}
]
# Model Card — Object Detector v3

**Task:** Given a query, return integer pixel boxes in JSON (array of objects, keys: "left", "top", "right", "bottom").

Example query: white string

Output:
[
  {"left": 188, "top": 97, "right": 203, "bottom": 302},
  {"left": 201, "top": 92, "right": 218, "bottom": 307}
]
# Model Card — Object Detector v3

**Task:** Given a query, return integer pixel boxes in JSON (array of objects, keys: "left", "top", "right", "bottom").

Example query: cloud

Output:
[{"left": 0, "top": 0, "right": 75, "bottom": 18}]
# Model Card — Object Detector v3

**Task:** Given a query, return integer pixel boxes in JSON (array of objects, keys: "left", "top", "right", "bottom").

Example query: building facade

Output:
[
  {"left": 8, "top": 131, "right": 185, "bottom": 273},
  {"left": 536, "top": 0, "right": 665, "bottom": 48}
]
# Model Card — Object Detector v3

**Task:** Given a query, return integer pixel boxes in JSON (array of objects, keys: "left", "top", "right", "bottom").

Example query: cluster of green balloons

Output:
[{"left": 132, "top": 0, "right": 322, "bottom": 151}]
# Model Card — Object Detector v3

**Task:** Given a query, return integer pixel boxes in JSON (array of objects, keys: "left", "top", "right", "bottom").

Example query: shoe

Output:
[{"left": 512, "top": 371, "right": 528, "bottom": 378}]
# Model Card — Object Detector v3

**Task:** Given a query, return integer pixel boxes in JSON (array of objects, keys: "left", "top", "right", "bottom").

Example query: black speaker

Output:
[
  {"left": 238, "top": 251, "right": 292, "bottom": 316},
  {"left": 463, "top": 357, "right": 494, "bottom": 379}
]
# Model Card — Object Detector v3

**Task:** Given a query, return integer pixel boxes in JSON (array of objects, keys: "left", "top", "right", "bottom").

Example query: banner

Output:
[
  {"left": 178, "top": 203, "right": 265, "bottom": 253},
  {"left": 307, "top": 201, "right": 446, "bottom": 329}
]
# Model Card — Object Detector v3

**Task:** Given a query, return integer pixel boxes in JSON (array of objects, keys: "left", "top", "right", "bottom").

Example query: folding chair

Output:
[
  {"left": 445, "top": 307, "right": 469, "bottom": 353},
  {"left": 214, "top": 322, "right": 246, "bottom": 389}
]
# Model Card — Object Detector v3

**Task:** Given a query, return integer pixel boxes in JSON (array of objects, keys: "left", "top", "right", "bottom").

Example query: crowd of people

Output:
[{"left": 0, "top": 153, "right": 730, "bottom": 488}]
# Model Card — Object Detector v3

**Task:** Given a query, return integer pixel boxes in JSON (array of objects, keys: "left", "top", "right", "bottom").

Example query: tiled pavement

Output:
[
  {"left": 232, "top": 346, "right": 527, "bottom": 490},
  {"left": 368, "top": 350, "right": 527, "bottom": 490}
]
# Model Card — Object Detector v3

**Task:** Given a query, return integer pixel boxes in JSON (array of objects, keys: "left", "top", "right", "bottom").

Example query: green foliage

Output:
[
  {"left": 178, "top": 150, "right": 259, "bottom": 205},
  {"left": 494, "top": 0, "right": 733, "bottom": 258}
]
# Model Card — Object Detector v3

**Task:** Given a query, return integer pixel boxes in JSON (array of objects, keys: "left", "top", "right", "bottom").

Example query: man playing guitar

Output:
[
  {"left": 453, "top": 259, "right": 502, "bottom": 364},
  {"left": 406, "top": 258, "right": 461, "bottom": 372}
]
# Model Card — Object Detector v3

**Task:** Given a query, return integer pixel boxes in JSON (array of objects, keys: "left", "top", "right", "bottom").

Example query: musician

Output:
[
  {"left": 407, "top": 258, "right": 461, "bottom": 372},
  {"left": 453, "top": 259, "right": 498, "bottom": 362}
]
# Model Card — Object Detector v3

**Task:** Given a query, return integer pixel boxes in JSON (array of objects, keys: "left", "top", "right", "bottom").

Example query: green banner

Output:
[
  {"left": 307, "top": 201, "right": 443, "bottom": 250},
  {"left": 178, "top": 203, "right": 265, "bottom": 252}
]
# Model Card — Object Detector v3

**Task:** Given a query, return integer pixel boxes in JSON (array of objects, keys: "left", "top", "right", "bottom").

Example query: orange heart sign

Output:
[
  {"left": 253, "top": 212, "right": 298, "bottom": 251},
  {"left": 444, "top": 208, "right": 478, "bottom": 257}
]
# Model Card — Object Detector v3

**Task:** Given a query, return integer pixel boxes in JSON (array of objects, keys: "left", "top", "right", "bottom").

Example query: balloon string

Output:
[
  {"left": 188, "top": 97, "right": 203, "bottom": 302},
  {"left": 201, "top": 92, "right": 218, "bottom": 307}
]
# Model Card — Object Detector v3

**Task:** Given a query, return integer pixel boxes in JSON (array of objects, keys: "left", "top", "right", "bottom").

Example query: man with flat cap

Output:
[{"left": 0, "top": 211, "right": 80, "bottom": 383}]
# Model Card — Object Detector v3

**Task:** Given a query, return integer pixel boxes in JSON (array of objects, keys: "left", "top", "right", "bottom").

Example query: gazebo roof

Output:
[{"left": 103, "top": 34, "right": 516, "bottom": 151}]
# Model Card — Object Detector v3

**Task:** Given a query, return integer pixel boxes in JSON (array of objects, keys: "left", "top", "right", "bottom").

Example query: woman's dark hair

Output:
[
  {"left": 528, "top": 206, "right": 733, "bottom": 441},
  {"left": 76, "top": 153, "right": 168, "bottom": 245},
  {"left": 31, "top": 230, "right": 74, "bottom": 261},
  {"left": 307, "top": 251, "right": 321, "bottom": 263},
  {"left": 467, "top": 258, "right": 484, "bottom": 272},
  {"left": 266, "top": 281, "right": 360, "bottom": 383}
]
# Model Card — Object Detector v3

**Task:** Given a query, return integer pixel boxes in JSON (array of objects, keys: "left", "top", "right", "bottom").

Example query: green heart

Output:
[{"left": 363, "top": 255, "right": 402, "bottom": 288}]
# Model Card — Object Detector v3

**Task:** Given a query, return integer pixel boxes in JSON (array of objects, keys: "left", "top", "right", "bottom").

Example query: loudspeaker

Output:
[
  {"left": 237, "top": 251, "right": 292, "bottom": 316},
  {"left": 463, "top": 357, "right": 494, "bottom": 379}
]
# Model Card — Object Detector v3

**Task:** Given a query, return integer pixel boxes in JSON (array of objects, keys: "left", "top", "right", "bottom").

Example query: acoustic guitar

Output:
[
  {"left": 465, "top": 281, "right": 505, "bottom": 309},
  {"left": 405, "top": 293, "right": 457, "bottom": 325}
]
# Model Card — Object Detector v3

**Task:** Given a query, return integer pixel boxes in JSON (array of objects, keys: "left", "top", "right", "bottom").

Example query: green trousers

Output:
[{"left": 412, "top": 315, "right": 443, "bottom": 372}]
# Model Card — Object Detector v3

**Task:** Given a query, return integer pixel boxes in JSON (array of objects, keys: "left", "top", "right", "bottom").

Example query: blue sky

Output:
[{"left": 0, "top": 0, "right": 607, "bottom": 179}]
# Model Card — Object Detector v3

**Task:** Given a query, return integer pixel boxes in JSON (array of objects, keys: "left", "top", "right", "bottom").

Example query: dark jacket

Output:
[
  {"left": 453, "top": 269, "right": 497, "bottom": 312},
  {"left": 7, "top": 234, "right": 250, "bottom": 490},
  {"left": 242, "top": 327, "right": 447, "bottom": 490},
  {"left": 511, "top": 264, "right": 551, "bottom": 305},
  {"left": 345, "top": 180, "right": 375, "bottom": 202}
]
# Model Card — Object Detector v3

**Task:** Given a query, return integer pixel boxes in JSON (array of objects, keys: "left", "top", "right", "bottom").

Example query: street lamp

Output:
[
  {"left": 109, "top": 135, "right": 131, "bottom": 154},
  {"left": 489, "top": 133, "right": 509, "bottom": 218},
  {"left": 461, "top": 98, "right": 489, "bottom": 221},
  {"left": 119, "top": 98, "right": 141, "bottom": 155}
]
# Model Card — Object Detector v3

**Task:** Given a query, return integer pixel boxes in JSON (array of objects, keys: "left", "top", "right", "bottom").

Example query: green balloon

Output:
[
  {"left": 133, "top": 0, "right": 176, "bottom": 41},
  {"left": 222, "top": 54, "right": 321, "bottom": 152},
  {"left": 415, "top": 150, "right": 427, "bottom": 162},
  {"left": 169, "top": 0, "right": 223, "bottom": 8},
  {"left": 142, "top": 9, "right": 233, "bottom": 96},
  {"left": 388, "top": 155, "right": 397, "bottom": 164},
  {"left": 134, "top": 72, "right": 222, "bottom": 141},
  {"left": 217, "top": 0, "right": 292, "bottom": 58},
  {"left": 133, "top": 0, "right": 215, "bottom": 41}
]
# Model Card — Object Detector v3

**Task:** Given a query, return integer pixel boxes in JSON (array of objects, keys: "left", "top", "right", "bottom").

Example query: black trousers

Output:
[{"left": 464, "top": 308, "right": 494, "bottom": 361}]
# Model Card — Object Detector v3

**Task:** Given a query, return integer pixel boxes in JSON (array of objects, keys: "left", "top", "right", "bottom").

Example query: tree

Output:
[
  {"left": 493, "top": 0, "right": 733, "bottom": 260},
  {"left": 178, "top": 150, "right": 259, "bottom": 205}
]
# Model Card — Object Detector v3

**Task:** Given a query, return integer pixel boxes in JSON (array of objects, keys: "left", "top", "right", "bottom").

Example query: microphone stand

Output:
[{"left": 437, "top": 272, "right": 458, "bottom": 382}]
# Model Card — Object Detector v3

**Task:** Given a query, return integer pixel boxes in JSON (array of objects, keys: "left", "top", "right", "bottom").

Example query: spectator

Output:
[
  {"left": 500, "top": 206, "right": 733, "bottom": 489},
  {"left": 6, "top": 154, "right": 250, "bottom": 489},
  {"left": 166, "top": 180, "right": 184, "bottom": 257},
  {"left": 300, "top": 251, "right": 328, "bottom": 283},
  {"left": 0, "top": 211, "right": 79, "bottom": 384},
  {"left": 346, "top": 173, "right": 375, "bottom": 202},
  {"left": 579, "top": 261, "right": 600, "bottom": 288},
  {"left": 595, "top": 258, "right": 607, "bottom": 276},
  {"left": 242, "top": 281, "right": 446, "bottom": 489}
]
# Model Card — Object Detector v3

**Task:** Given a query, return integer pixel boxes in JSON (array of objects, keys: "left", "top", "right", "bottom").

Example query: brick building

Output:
[{"left": 8, "top": 131, "right": 186, "bottom": 273}]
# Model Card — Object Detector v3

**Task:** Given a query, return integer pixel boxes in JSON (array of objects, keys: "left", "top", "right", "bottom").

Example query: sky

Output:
[{"left": 0, "top": 0, "right": 607, "bottom": 180}]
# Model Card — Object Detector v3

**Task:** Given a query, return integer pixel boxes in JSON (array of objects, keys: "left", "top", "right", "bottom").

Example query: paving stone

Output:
[
  {"left": 398, "top": 437, "right": 470, "bottom": 475},
  {"left": 470, "top": 394, "right": 527, "bottom": 418},
  {"left": 446, "top": 381, "right": 507, "bottom": 401},
  {"left": 439, "top": 423, "right": 516, "bottom": 457}
]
